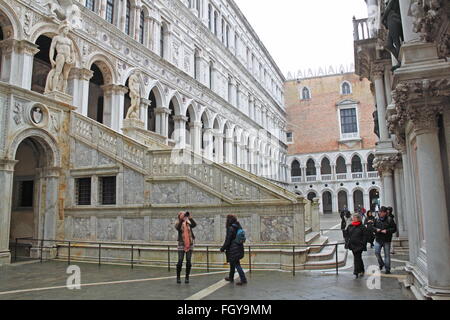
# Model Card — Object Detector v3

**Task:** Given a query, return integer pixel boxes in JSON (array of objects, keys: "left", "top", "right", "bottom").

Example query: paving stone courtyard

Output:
[{"left": 0, "top": 215, "right": 413, "bottom": 300}]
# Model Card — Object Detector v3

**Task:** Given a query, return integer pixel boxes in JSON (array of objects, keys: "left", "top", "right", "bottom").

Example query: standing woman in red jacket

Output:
[
  {"left": 344, "top": 214, "right": 368, "bottom": 279},
  {"left": 175, "top": 211, "right": 196, "bottom": 284}
]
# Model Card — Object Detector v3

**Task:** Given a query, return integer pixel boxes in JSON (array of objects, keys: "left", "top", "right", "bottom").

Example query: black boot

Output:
[
  {"left": 185, "top": 263, "right": 191, "bottom": 284},
  {"left": 176, "top": 264, "right": 182, "bottom": 284}
]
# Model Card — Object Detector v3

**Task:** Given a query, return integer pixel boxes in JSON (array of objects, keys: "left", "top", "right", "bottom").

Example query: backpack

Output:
[{"left": 234, "top": 228, "right": 246, "bottom": 244}]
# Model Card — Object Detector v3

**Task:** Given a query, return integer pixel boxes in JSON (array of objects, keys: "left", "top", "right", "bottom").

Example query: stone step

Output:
[
  {"left": 303, "top": 249, "right": 348, "bottom": 270},
  {"left": 305, "top": 232, "right": 320, "bottom": 245},
  {"left": 307, "top": 236, "right": 329, "bottom": 254},
  {"left": 307, "top": 241, "right": 337, "bottom": 262},
  {"left": 304, "top": 227, "right": 312, "bottom": 235}
]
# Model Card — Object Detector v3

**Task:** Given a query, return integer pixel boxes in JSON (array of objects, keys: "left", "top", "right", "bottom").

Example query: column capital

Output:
[
  {"left": 189, "top": 121, "right": 202, "bottom": 129},
  {"left": 373, "top": 154, "right": 400, "bottom": 175},
  {"left": 0, "top": 39, "right": 39, "bottom": 55},
  {"left": 140, "top": 98, "right": 152, "bottom": 108},
  {"left": 101, "top": 84, "right": 128, "bottom": 95},
  {"left": 155, "top": 107, "right": 171, "bottom": 114},
  {"left": 69, "top": 68, "right": 94, "bottom": 81},
  {"left": 408, "top": 104, "right": 443, "bottom": 134},
  {"left": 370, "top": 61, "right": 387, "bottom": 80},
  {"left": 0, "top": 159, "right": 18, "bottom": 171},
  {"left": 173, "top": 115, "right": 188, "bottom": 122}
]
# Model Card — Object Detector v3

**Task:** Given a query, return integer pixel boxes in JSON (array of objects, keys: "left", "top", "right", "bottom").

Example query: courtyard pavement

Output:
[{"left": 0, "top": 213, "right": 413, "bottom": 300}]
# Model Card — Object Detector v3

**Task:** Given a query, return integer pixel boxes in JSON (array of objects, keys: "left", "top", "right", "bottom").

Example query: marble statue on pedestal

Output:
[
  {"left": 44, "top": 22, "right": 75, "bottom": 94},
  {"left": 126, "top": 73, "right": 141, "bottom": 120}
]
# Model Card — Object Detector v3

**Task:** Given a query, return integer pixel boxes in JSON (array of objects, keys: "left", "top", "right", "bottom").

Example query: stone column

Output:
[
  {"left": 69, "top": 68, "right": 94, "bottom": 115},
  {"left": 0, "top": 39, "right": 39, "bottom": 89},
  {"left": 393, "top": 163, "right": 406, "bottom": 237},
  {"left": 203, "top": 128, "right": 214, "bottom": 160},
  {"left": 102, "top": 84, "right": 128, "bottom": 131},
  {"left": 173, "top": 115, "right": 188, "bottom": 149},
  {"left": 399, "top": 0, "right": 420, "bottom": 43},
  {"left": 348, "top": 192, "right": 354, "bottom": 212},
  {"left": 315, "top": 165, "right": 321, "bottom": 182},
  {"left": 331, "top": 164, "right": 336, "bottom": 181},
  {"left": 378, "top": 161, "right": 396, "bottom": 208},
  {"left": 410, "top": 106, "right": 450, "bottom": 290},
  {"left": 155, "top": 107, "right": 170, "bottom": 137},
  {"left": 99, "top": 0, "right": 107, "bottom": 19},
  {"left": 133, "top": 5, "right": 142, "bottom": 41},
  {"left": 229, "top": 77, "right": 237, "bottom": 106},
  {"left": 372, "top": 63, "right": 390, "bottom": 141},
  {"left": 140, "top": 98, "right": 151, "bottom": 130},
  {"left": 190, "top": 121, "right": 202, "bottom": 155},
  {"left": 332, "top": 193, "right": 339, "bottom": 214},
  {"left": 224, "top": 137, "right": 233, "bottom": 163},
  {"left": 41, "top": 168, "right": 60, "bottom": 249},
  {"left": 0, "top": 160, "right": 17, "bottom": 265}
]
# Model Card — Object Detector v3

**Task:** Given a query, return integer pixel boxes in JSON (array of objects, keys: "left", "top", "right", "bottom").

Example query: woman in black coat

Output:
[
  {"left": 344, "top": 214, "right": 368, "bottom": 278},
  {"left": 364, "top": 211, "right": 376, "bottom": 248},
  {"left": 220, "top": 214, "right": 247, "bottom": 285}
]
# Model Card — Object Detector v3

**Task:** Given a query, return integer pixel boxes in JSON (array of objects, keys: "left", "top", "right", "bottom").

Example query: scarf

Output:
[
  {"left": 351, "top": 221, "right": 361, "bottom": 226},
  {"left": 178, "top": 212, "right": 192, "bottom": 252}
]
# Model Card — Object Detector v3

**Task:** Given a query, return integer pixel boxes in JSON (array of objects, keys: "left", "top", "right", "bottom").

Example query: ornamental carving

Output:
[
  {"left": 370, "top": 62, "right": 386, "bottom": 79},
  {"left": 411, "top": 0, "right": 445, "bottom": 42},
  {"left": 373, "top": 154, "right": 401, "bottom": 173}
]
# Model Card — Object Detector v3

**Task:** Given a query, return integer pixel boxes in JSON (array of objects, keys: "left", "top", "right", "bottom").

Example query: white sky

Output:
[{"left": 233, "top": 0, "right": 368, "bottom": 78}]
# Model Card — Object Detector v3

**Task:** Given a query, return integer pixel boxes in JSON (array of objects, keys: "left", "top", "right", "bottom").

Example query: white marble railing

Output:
[
  {"left": 336, "top": 173, "right": 348, "bottom": 180},
  {"left": 321, "top": 174, "right": 332, "bottom": 181},
  {"left": 368, "top": 171, "right": 379, "bottom": 178},
  {"left": 71, "top": 112, "right": 146, "bottom": 171},
  {"left": 352, "top": 172, "right": 363, "bottom": 179},
  {"left": 291, "top": 176, "right": 302, "bottom": 183},
  {"left": 306, "top": 176, "right": 317, "bottom": 182}
]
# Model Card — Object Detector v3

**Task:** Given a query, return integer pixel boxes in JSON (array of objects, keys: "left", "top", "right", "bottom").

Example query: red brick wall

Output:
[{"left": 285, "top": 73, "right": 377, "bottom": 155}]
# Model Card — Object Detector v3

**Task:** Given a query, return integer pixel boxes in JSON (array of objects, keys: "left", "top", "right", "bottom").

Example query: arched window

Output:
[
  {"left": 306, "top": 159, "right": 316, "bottom": 176},
  {"left": 85, "top": 0, "right": 95, "bottom": 11},
  {"left": 291, "top": 160, "right": 301, "bottom": 177},
  {"left": 351, "top": 155, "right": 363, "bottom": 172},
  {"left": 160, "top": 23, "right": 166, "bottom": 58},
  {"left": 367, "top": 154, "right": 376, "bottom": 172},
  {"left": 336, "top": 156, "right": 347, "bottom": 173},
  {"left": 125, "top": 1, "right": 131, "bottom": 35},
  {"left": 342, "top": 81, "right": 352, "bottom": 95},
  {"left": 106, "top": 0, "right": 115, "bottom": 24},
  {"left": 208, "top": 4, "right": 213, "bottom": 30},
  {"left": 214, "top": 11, "right": 218, "bottom": 35},
  {"left": 139, "top": 10, "right": 145, "bottom": 44},
  {"left": 321, "top": 158, "right": 331, "bottom": 175},
  {"left": 301, "top": 87, "right": 311, "bottom": 100}
]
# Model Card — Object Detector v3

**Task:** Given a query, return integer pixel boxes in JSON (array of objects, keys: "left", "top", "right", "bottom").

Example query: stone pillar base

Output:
[
  {"left": 0, "top": 250, "right": 11, "bottom": 265},
  {"left": 30, "top": 247, "right": 58, "bottom": 260},
  {"left": 44, "top": 91, "right": 73, "bottom": 104}
]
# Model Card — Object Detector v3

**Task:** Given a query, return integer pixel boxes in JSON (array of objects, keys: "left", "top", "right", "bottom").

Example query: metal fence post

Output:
[
  {"left": 335, "top": 243, "right": 338, "bottom": 275},
  {"left": 68, "top": 241, "right": 71, "bottom": 265},
  {"left": 293, "top": 245, "right": 296, "bottom": 276},
  {"left": 98, "top": 243, "right": 101, "bottom": 267},
  {"left": 249, "top": 246, "right": 252, "bottom": 274},
  {"left": 131, "top": 245, "right": 134, "bottom": 269},
  {"left": 206, "top": 246, "right": 209, "bottom": 273},
  {"left": 15, "top": 238, "right": 18, "bottom": 262},
  {"left": 168, "top": 245, "right": 171, "bottom": 272},
  {"left": 40, "top": 239, "right": 43, "bottom": 263}
]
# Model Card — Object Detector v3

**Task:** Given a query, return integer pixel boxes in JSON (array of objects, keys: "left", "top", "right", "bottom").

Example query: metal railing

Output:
[{"left": 14, "top": 238, "right": 346, "bottom": 276}]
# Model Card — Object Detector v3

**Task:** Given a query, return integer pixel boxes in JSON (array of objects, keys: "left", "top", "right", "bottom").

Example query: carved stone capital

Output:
[
  {"left": 373, "top": 154, "right": 400, "bottom": 174},
  {"left": 411, "top": 0, "right": 445, "bottom": 43},
  {"left": 408, "top": 104, "right": 443, "bottom": 133},
  {"left": 370, "top": 62, "right": 386, "bottom": 80}
]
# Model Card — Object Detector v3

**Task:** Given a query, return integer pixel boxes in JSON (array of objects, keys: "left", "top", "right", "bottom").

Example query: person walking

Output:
[
  {"left": 344, "top": 214, "right": 368, "bottom": 279},
  {"left": 175, "top": 211, "right": 196, "bottom": 284},
  {"left": 340, "top": 206, "right": 351, "bottom": 239},
  {"left": 364, "top": 211, "right": 376, "bottom": 248},
  {"left": 386, "top": 206, "right": 396, "bottom": 254},
  {"left": 373, "top": 206, "right": 397, "bottom": 274},
  {"left": 220, "top": 214, "right": 247, "bottom": 285}
]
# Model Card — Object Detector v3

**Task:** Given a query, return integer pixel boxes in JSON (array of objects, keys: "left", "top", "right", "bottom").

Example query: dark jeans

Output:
[
  {"left": 352, "top": 250, "right": 365, "bottom": 275},
  {"left": 177, "top": 250, "right": 192, "bottom": 269},
  {"left": 229, "top": 259, "right": 247, "bottom": 282}
]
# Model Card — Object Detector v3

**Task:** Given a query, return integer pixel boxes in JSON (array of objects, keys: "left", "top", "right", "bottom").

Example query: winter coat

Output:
[
  {"left": 364, "top": 216, "right": 375, "bottom": 243},
  {"left": 373, "top": 216, "right": 397, "bottom": 244},
  {"left": 220, "top": 223, "right": 244, "bottom": 262},
  {"left": 175, "top": 218, "right": 197, "bottom": 243},
  {"left": 344, "top": 223, "right": 368, "bottom": 253},
  {"left": 340, "top": 210, "right": 351, "bottom": 230}
]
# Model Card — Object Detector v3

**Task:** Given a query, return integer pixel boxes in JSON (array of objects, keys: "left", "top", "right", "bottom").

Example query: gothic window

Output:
[
  {"left": 106, "top": 0, "right": 114, "bottom": 24},
  {"left": 291, "top": 160, "right": 301, "bottom": 177},
  {"left": 125, "top": 1, "right": 131, "bottom": 35},
  {"left": 76, "top": 178, "right": 91, "bottom": 206},
  {"left": 367, "top": 154, "right": 375, "bottom": 172},
  {"left": 351, "top": 155, "right": 363, "bottom": 172},
  {"left": 85, "top": 0, "right": 95, "bottom": 11},
  {"left": 340, "top": 108, "right": 358, "bottom": 135},
  {"left": 139, "top": 10, "right": 145, "bottom": 44},
  {"left": 336, "top": 156, "right": 347, "bottom": 173},
  {"left": 301, "top": 87, "right": 311, "bottom": 100},
  {"left": 321, "top": 158, "right": 331, "bottom": 175},
  {"left": 306, "top": 159, "right": 316, "bottom": 176},
  {"left": 342, "top": 81, "right": 352, "bottom": 95},
  {"left": 214, "top": 11, "right": 218, "bottom": 35},
  {"left": 99, "top": 176, "right": 116, "bottom": 205}
]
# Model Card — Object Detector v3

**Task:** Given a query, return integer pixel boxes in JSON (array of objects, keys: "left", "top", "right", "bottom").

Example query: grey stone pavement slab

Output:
[{"left": 0, "top": 214, "right": 412, "bottom": 300}]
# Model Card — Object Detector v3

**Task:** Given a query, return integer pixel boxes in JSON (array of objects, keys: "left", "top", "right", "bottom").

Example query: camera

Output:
[{"left": 185, "top": 211, "right": 190, "bottom": 217}]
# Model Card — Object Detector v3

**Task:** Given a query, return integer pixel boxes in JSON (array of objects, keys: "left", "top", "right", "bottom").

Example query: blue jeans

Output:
[
  {"left": 374, "top": 241, "right": 391, "bottom": 271},
  {"left": 229, "top": 260, "right": 247, "bottom": 282}
]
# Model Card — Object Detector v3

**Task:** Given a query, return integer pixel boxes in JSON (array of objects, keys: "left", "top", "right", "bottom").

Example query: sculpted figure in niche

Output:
[
  {"left": 382, "top": 0, "right": 404, "bottom": 68},
  {"left": 45, "top": 22, "right": 75, "bottom": 94},
  {"left": 126, "top": 73, "right": 141, "bottom": 119}
]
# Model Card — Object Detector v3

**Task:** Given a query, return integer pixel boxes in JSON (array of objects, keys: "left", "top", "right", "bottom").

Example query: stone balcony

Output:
[{"left": 290, "top": 171, "right": 379, "bottom": 184}]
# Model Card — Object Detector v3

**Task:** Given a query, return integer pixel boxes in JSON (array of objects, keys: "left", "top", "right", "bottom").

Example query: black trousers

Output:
[
  {"left": 177, "top": 250, "right": 192, "bottom": 269},
  {"left": 352, "top": 250, "right": 365, "bottom": 275}
]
